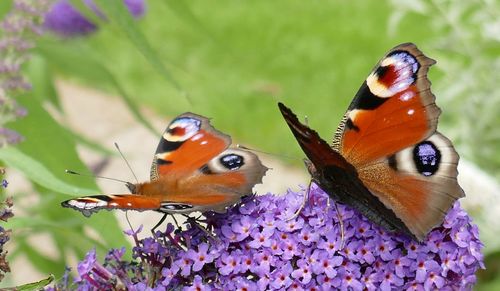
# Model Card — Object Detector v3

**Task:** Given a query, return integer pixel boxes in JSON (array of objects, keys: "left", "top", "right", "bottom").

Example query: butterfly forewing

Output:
[
  {"left": 334, "top": 43, "right": 439, "bottom": 167},
  {"left": 150, "top": 113, "right": 231, "bottom": 180}
]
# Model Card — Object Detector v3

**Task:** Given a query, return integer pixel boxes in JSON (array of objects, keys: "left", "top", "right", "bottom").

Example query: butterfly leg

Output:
[
  {"left": 333, "top": 201, "right": 346, "bottom": 250},
  {"left": 151, "top": 213, "right": 169, "bottom": 236},
  {"left": 286, "top": 179, "right": 312, "bottom": 221},
  {"left": 182, "top": 214, "right": 219, "bottom": 243}
]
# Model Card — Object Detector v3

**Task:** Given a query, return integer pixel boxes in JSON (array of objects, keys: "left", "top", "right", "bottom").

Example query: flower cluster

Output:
[
  {"left": 0, "top": 0, "right": 50, "bottom": 146},
  {"left": 0, "top": 197, "right": 14, "bottom": 282},
  {"left": 57, "top": 184, "right": 484, "bottom": 290},
  {"left": 44, "top": 0, "right": 146, "bottom": 37}
]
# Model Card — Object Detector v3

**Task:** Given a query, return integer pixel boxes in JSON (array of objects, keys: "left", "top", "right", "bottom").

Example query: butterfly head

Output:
[{"left": 126, "top": 182, "right": 138, "bottom": 194}]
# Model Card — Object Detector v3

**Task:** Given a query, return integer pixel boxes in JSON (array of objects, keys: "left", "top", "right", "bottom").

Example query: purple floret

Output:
[{"left": 44, "top": 0, "right": 146, "bottom": 37}]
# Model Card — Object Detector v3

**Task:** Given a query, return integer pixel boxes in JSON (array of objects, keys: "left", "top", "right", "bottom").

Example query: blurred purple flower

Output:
[
  {"left": 1, "top": 180, "right": 7, "bottom": 189},
  {"left": 0, "top": 1, "right": 49, "bottom": 147},
  {"left": 0, "top": 127, "right": 24, "bottom": 145},
  {"left": 0, "top": 198, "right": 14, "bottom": 282},
  {"left": 60, "top": 184, "right": 484, "bottom": 289},
  {"left": 44, "top": 0, "right": 147, "bottom": 37}
]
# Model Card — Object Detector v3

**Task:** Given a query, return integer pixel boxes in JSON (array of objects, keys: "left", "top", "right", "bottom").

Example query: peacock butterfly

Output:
[
  {"left": 279, "top": 43, "right": 464, "bottom": 241},
  {"left": 62, "top": 113, "right": 268, "bottom": 217}
]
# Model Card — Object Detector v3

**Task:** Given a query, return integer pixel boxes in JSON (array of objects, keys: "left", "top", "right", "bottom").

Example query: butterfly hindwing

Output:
[
  {"left": 357, "top": 132, "right": 464, "bottom": 239},
  {"left": 145, "top": 147, "right": 267, "bottom": 213}
]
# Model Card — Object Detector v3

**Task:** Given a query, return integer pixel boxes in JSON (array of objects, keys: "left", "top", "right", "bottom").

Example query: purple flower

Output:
[
  {"left": 76, "top": 248, "right": 97, "bottom": 280},
  {"left": 0, "top": 198, "right": 14, "bottom": 281},
  {"left": 0, "top": 127, "right": 24, "bottom": 145},
  {"left": 379, "top": 266, "right": 404, "bottom": 291},
  {"left": 291, "top": 259, "right": 313, "bottom": 284},
  {"left": 247, "top": 228, "right": 273, "bottom": 248},
  {"left": 44, "top": 0, "right": 146, "bottom": 37},
  {"left": 270, "top": 262, "right": 293, "bottom": 289},
  {"left": 186, "top": 243, "right": 215, "bottom": 272},
  {"left": 184, "top": 275, "right": 210, "bottom": 291},
  {"left": 1, "top": 1, "right": 52, "bottom": 146},
  {"left": 216, "top": 252, "right": 241, "bottom": 275},
  {"left": 253, "top": 250, "right": 273, "bottom": 275},
  {"left": 311, "top": 250, "right": 342, "bottom": 278},
  {"left": 1, "top": 180, "right": 7, "bottom": 188},
  {"left": 56, "top": 184, "right": 484, "bottom": 289}
]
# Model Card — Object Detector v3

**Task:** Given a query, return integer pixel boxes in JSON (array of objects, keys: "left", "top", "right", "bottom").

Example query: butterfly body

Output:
[
  {"left": 280, "top": 43, "right": 464, "bottom": 241},
  {"left": 62, "top": 113, "right": 267, "bottom": 217}
]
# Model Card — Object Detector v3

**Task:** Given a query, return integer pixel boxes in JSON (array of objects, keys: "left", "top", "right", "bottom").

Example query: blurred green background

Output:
[{"left": 0, "top": 0, "right": 499, "bottom": 289}]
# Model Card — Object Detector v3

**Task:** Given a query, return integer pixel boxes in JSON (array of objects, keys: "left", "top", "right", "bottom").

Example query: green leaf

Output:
[
  {"left": 3, "top": 274, "right": 55, "bottom": 291},
  {"left": 163, "top": 0, "right": 215, "bottom": 39},
  {"left": 8, "top": 85, "right": 130, "bottom": 256},
  {"left": 27, "top": 54, "right": 61, "bottom": 109},
  {"left": 0, "top": 147, "right": 94, "bottom": 196},
  {"left": 97, "top": 1, "right": 186, "bottom": 97}
]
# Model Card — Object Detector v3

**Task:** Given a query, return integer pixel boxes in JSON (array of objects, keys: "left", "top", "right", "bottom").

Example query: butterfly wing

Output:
[
  {"left": 146, "top": 112, "right": 267, "bottom": 213},
  {"left": 333, "top": 43, "right": 439, "bottom": 164},
  {"left": 278, "top": 102, "right": 413, "bottom": 237},
  {"left": 61, "top": 195, "right": 164, "bottom": 217},
  {"left": 62, "top": 113, "right": 267, "bottom": 216},
  {"left": 144, "top": 148, "right": 267, "bottom": 213},
  {"left": 150, "top": 113, "right": 231, "bottom": 180},
  {"left": 333, "top": 43, "right": 464, "bottom": 240}
]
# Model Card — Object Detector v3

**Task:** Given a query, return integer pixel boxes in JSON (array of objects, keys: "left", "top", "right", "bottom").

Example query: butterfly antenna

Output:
[
  {"left": 304, "top": 115, "right": 309, "bottom": 126},
  {"left": 236, "top": 144, "right": 295, "bottom": 160},
  {"left": 65, "top": 169, "right": 130, "bottom": 185},
  {"left": 286, "top": 179, "right": 311, "bottom": 221},
  {"left": 333, "top": 201, "right": 346, "bottom": 250},
  {"left": 114, "top": 142, "right": 139, "bottom": 183}
]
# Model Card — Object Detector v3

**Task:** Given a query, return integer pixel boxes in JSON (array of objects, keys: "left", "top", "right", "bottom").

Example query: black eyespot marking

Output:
[
  {"left": 200, "top": 164, "right": 213, "bottom": 174},
  {"left": 157, "top": 140, "right": 183, "bottom": 153},
  {"left": 345, "top": 118, "right": 360, "bottom": 132},
  {"left": 374, "top": 65, "right": 389, "bottom": 78},
  {"left": 413, "top": 141, "right": 441, "bottom": 176},
  {"left": 89, "top": 195, "right": 112, "bottom": 202},
  {"left": 156, "top": 158, "right": 173, "bottom": 165},
  {"left": 388, "top": 154, "right": 398, "bottom": 171},
  {"left": 351, "top": 82, "right": 389, "bottom": 110},
  {"left": 220, "top": 154, "right": 244, "bottom": 170},
  {"left": 160, "top": 203, "right": 193, "bottom": 211}
]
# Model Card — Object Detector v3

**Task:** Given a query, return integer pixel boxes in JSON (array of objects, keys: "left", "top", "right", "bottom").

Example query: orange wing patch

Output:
[
  {"left": 156, "top": 129, "right": 229, "bottom": 177},
  {"left": 341, "top": 87, "right": 440, "bottom": 166}
]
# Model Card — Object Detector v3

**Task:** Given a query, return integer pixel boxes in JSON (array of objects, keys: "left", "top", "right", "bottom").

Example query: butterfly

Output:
[
  {"left": 62, "top": 113, "right": 268, "bottom": 218},
  {"left": 279, "top": 43, "right": 464, "bottom": 241}
]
